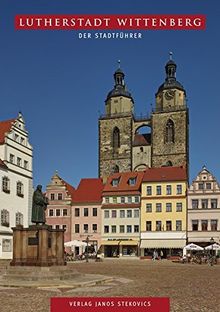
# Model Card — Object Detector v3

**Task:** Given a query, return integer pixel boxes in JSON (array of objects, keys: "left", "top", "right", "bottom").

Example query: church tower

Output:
[
  {"left": 98, "top": 62, "right": 134, "bottom": 179},
  {"left": 151, "top": 53, "right": 189, "bottom": 169}
]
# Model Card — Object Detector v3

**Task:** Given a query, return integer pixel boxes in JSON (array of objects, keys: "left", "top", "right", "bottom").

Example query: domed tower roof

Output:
[
  {"left": 106, "top": 61, "right": 133, "bottom": 102},
  {"left": 156, "top": 52, "right": 185, "bottom": 94}
]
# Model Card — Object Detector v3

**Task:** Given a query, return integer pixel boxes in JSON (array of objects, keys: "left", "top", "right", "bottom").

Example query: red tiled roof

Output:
[
  {"left": 0, "top": 159, "right": 8, "bottom": 169},
  {"left": 133, "top": 134, "right": 151, "bottom": 146},
  {"left": 103, "top": 171, "right": 145, "bottom": 194},
  {"left": 0, "top": 119, "right": 16, "bottom": 144},
  {"left": 72, "top": 178, "right": 104, "bottom": 203},
  {"left": 143, "top": 166, "right": 187, "bottom": 182}
]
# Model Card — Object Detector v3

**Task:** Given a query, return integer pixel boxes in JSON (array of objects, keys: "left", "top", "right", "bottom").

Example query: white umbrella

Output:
[
  {"left": 64, "top": 240, "right": 89, "bottom": 247},
  {"left": 184, "top": 243, "right": 204, "bottom": 251},
  {"left": 205, "top": 243, "right": 220, "bottom": 250}
]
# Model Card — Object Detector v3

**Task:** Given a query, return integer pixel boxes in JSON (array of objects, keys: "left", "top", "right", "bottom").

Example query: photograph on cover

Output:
[{"left": 0, "top": 1, "right": 220, "bottom": 312}]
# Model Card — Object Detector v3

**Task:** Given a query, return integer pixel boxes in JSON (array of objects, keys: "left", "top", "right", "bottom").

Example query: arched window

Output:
[
  {"left": 17, "top": 181, "right": 24, "bottom": 197},
  {"left": 113, "top": 127, "right": 120, "bottom": 150},
  {"left": 166, "top": 161, "right": 173, "bottom": 167},
  {"left": 1, "top": 209, "right": 9, "bottom": 227},
  {"left": 112, "top": 165, "right": 119, "bottom": 173},
  {"left": 2, "top": 176, "right": 10, "bottom": 193},
  {"left": 165, "top": 119, "right": 175, "bottom": 143}
]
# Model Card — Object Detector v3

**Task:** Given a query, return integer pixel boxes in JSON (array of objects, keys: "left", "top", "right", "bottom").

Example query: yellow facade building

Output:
[{"left": 140, "top": 167, "right": 187, "bottom": 259}]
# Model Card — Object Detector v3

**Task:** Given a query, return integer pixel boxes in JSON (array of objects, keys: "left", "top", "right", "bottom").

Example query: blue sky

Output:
[{"left": 0, "top": 0, "right": 220, "bottom": 189}]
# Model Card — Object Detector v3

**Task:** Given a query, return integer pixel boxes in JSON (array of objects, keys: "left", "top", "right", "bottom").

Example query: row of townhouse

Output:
[{"left": 45, "top": 166, "right": 220, "bottom": 259}]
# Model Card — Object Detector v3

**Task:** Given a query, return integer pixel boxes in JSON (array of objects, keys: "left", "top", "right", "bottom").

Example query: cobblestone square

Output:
[{"left": 0, "top": 259, "right": 219, "bottom": 312}]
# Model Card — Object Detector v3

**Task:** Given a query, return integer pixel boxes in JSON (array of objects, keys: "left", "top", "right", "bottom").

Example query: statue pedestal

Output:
[{"left": 10, "top": 225, "right": 65, "bottom": 266}]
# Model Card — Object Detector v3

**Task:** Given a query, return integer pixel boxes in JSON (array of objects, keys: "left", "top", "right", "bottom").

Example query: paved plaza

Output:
[{"left": 0, "top": 259, "right": 219, "bottom": 312}]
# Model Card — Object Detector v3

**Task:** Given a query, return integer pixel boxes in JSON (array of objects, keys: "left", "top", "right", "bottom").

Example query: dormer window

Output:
[
  {"left": 112, "top": 178, "right": 120, "bottom": 187},
  {"left": 128, "top": 177, "right": 136, "bottom": 186}
]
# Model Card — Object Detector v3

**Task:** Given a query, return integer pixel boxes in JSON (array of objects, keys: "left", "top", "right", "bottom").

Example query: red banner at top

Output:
[
  {"left": 50, "top": 297, "right": 170, "bottom": 312},
  {"left": 15, "top": 15, "right": 206, "bottom": 30}
]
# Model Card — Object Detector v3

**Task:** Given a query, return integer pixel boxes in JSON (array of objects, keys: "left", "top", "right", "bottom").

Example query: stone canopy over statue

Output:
[{"left": 31, "top": 185, "right": 48, "bottom": 225}]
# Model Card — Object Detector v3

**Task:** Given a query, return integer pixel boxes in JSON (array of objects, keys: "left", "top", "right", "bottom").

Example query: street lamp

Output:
[
  {"left": 210, "top": 237, "right": 215, "bottom": 266},
  {"left": 86, "top": 235, "right": 89, "bottom": 263}
]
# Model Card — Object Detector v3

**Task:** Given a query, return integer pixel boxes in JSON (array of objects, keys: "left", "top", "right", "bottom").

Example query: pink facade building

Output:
[
  {"left": 46, "top": 172, "right": 75, "bottom": 243},
  {"left": 71, "top": 178, "right": 103, "bottom": 255},
  {"left": 188, "top": 166, "right": 220, "bottom": 246}
]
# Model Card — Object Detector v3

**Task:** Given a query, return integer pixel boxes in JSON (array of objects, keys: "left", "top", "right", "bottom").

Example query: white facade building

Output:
[{"left": 0, "top": 113, "right": 33, "bottom": 259}]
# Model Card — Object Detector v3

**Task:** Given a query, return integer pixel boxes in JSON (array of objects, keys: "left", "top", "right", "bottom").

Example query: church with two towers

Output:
[{"left": 98, "top": 55, "right": 189, "bottom": 180}]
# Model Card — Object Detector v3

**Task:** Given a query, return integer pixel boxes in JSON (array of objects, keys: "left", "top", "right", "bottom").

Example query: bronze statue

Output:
[{"left": 31, "top": 185, "right": 48, "bottom": 225}]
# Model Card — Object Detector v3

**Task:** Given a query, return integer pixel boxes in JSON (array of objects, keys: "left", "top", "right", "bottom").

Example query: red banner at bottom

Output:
[{"left": 50, "top": 297, "right": 170, "bottom": 312}]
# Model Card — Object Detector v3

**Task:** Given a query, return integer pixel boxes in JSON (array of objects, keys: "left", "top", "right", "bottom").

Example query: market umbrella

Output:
[
  {"left": 64, "top": 240, "right": 90, "bottom": 247},
  {"left": 184, "top": 243, "right": 204, "bottom": 251},
  {"left": 205, "top": 243, "right": 220, "bottom": 250}
]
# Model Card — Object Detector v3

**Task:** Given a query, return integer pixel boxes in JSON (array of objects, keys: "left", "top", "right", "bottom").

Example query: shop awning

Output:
[
  {"left": 140, "top": 239, "right": 186, "bottom": 249},
  {"left": 101, "top": 240, "right": 139, "bottom": 246}
]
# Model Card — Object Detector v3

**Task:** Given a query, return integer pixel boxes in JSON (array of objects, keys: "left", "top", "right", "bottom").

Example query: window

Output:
[
  {"left": 93, "top": 208, "right": 97, "bottom": 216},
  {"left": 127, "top": 210, "right": 132, "bottom": 218},
  {"left": 15, "top": 212, "right": 23, "bottom": 226},
  {"left": 120, "top": 225, "right": 125, "bottom": 233},
  {"left": 176, "top": 203, "right": 182, "bottom": 212},
  {"left": 176, "top": 220, "right": 182, "bottom": 231},
  {"left": 201, "top": 220, "right": 208, "bottom": 231},
  {"left": 50, "top": 193, "right": 55, "bottom": 200},
  {"left": 104, "top": 225, "right": 109, "bottom": 233},
  {"left": 135, "top": 196, "right": 139, "bottom": 203},
  {"left": 165, "top": 119, "right": 175, "bottom": 143},
  {"left": 14, "top": 134, "right": 19, "bottom": 142},
  {"left": 105, "top": 197, "right": 109, "bottom": 203},
  {"left": 16, "top": 181, "right": 24, "bottom": 197},
  {"left": 121, "top": 196, "right": 125, "bottom": 203},
  {"left": 75, "top": 208, "right": 80, "bottom": 217},
  {"left": 75, "top": 224, "right": 80, "bottom": 233},
  {"left": 1, "top": 209, "right": 9, "bottom": 227},
  {"left": 62, "top": 225, "right": 67, "bottom": 230},
  {"left": 112, "top": 210, "right": 117, "bottom": 218},
  {"left": 206, "top": 182, "right": 211, "bottom": 190},
  {"left": 113, "top": 196, "right": 117, "bottom": 203},
  {"left": 2, "top": 177, "right": 10, "bottom": 193},
  {"left": 192, "top": 199, "right": 198, "bottom": 209},
  {"left": 120, "top": 210, "right": 125, "bottom": 218},
  {"left": 63, "top": 209, "right": 67, "bottom": 216},
  {"left": 58, "top": 193, "right": 63, "bottom": 200},
  {"left": 104, "top": 210, "right": 109, "bottom": 218},
  {"left": 17, "top": 157, "right": 22, "bottom": 166},
  {"left": 156, "top": 185, "right": 161, "bottom": 195},
  {"left": 166, "top": 221, "right": 172, "bottom": 231},
  {"left": 127, "top": 225, "right": 132, "bottom": 233},
  {"left": 211, "top": 199, "right": 218, "bottom": 209},
  {"left": 112, "top": 178, "right": 120, "bottom": 187},
  {"left": 84, "top": 208, "right": 89, "bottom": 217},
  {"left": 146, "top": 204, "right": 152, "bottom": 212},
  {"left": 134, "top": 225, "right": 139, "bottom": 233},
  {"left": 128, "top": 177, "right": 136, "bottom": 186},
  {"left": 55, "top": 225, "right": 60, "bottom": 230},
  {"left": 201, "top": 199, "right": 208, "bottom": 209},
  {"left": 134, "top": 209, "right": 139, "bottom": 218},
  {"left": 113, "top": 165, "right": 119, "bottom": 173},
  {"left": 156, "top": 203, "right": 162, "bottom": 212},
  {"left": 146, "top": 221, "right": 152, "bottom": 231},
  {"left": 93, "top": 224, "right": 97, "bottom": 232},
  {"left": 84, "top": 224, "right": 88, "bottom": 233},
  {"left": 24, "top": 160, "right": 28, "bottom": 169},
  {"left": 127, "top": 196, "right": 132, "bottom": 203},
  {"left": 112, "top": 225, "right": 116, "bottom": 233},
  {"left": 166, "top": 185, "right": 172, "bottom": 195},
  {"left": 49, "top": 209, "right": 53, "bottom": 216},
  {"left": 211, "top": 220, "right": 218, "bottom": 231},
  {"left": 166, "top": 203, "right": 172, "bottom": 212},
  {"left": 113, "top": 127, "right": 120, "bottom": 150},
  {"left": 56, "top": 209, "right": 61, "bottom": 216},
  {"left": 2, "top": 239, "right": 12, "bottom": 252},
  {"left": 20, "top": 137, "right": 25, "bottom": 145},
  {"left": 146, "top": 186, "right": 152, "bottom": 195},
  {"left": 192, "top": 220, "right": 199, "bottom": 231},
  {"left": 9, "top": 154, "right": 14, "bottom": 163},
  {"left": 198, "top": 183, "right": 204, "bottom": 190},
  {"left": 156, "top": 221, "right": 162, "bottom": 231},
  {"left": 176, "top": 184, "right": 182, "bottom": 194}
]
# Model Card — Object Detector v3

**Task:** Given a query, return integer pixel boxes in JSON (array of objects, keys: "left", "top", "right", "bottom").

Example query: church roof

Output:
[
  {"left": 0, "top": 118, "right": 16, "bottom": 144},
  {"left": 143, "top": 166, "right": 187, "bottom": 182},
  {"left": 73, "top": 178, "right": 104, "bottom": 203},
  {"left": 133, "top": 134, "right": 151, "bottom": 146}
]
